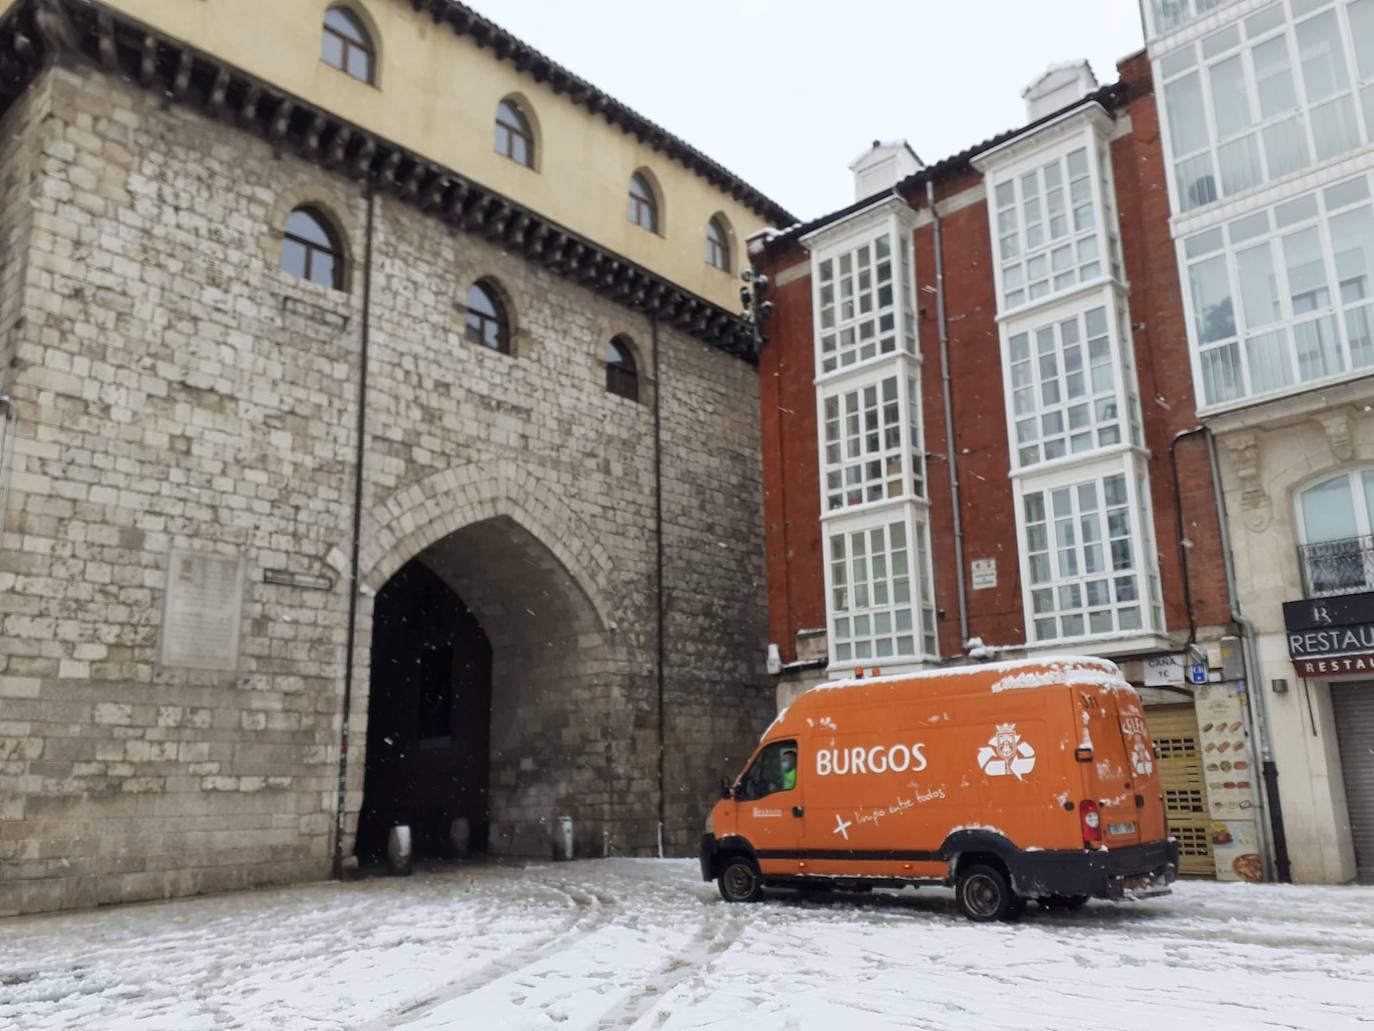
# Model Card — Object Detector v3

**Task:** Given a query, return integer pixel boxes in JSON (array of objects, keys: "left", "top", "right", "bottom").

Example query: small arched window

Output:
[
  {"left": 322, "top": 7, "right": 375, "bottom": 84},
  {"left": 465, "top": 281, "right": 510, "bottom": 354},
  {"left": 628, "top": 172, "right": 659, "bottom": 234},
  {"left": 707, "top": 215, "right": 731, "bottom": 271},
  {"left": 495, "top": 99, "right": 535, "bottom": 168},
  {"left": 606, "top": 337, "right": 639, "bottom": 402},
  {"left": 282, "top": 207, "right": 343, "bottom": 290}
]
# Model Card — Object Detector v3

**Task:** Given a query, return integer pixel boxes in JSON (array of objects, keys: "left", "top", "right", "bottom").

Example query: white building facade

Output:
[{"left": 1144, "top": 0, "right": 1374, "bottom": 883}]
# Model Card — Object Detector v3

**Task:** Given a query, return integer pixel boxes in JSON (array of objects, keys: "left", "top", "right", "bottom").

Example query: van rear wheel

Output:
[
  {"left": 718, "top": 857, "right": 763, "bottom": 903},
  {"left": 956, "top": 864, "right": 1020, "bottom": 922}
]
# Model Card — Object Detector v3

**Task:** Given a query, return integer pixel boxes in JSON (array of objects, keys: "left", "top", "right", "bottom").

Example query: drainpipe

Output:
[
  {"left": 333, "top": 169, "right": 377, "bottom": 880},
  {"left": 925, "top": 179, "right": 969, "bottom": 647},
  {"left": 1168, "top": 427, "right": 1204, "bottom": 645},
  {"left": 1206, "top": 430, "right": 1291, "bottom": 883},
  {"left": 652, "top": 314, "right": 666, "bottom": 859},
  {"left": 0, "top": 395, "right": 16, "bottom": 550}
]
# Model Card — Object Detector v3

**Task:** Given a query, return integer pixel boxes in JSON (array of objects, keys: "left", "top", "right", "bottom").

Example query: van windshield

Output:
[{"left": 737, "top": 740, "right": 798, "bottom": 801}]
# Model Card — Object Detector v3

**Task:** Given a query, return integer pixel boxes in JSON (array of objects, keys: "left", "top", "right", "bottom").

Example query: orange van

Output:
[{"left": 701, "top": 656, "right": 1179, "bottom": 921}]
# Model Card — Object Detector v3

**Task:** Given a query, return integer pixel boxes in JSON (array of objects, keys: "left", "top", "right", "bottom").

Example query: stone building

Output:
[
  {"left": 0, "top": 0, "right": 791, "bottom": 915},
  {"left": 751, "top": 51, "right": 1296, "bottom": 883},
  {"left": 1138, "top": 0, "right": 1374, "bottom": 885}
]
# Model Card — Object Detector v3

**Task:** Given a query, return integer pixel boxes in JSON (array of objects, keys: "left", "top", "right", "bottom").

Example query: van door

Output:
[
  {"left": 1076, "top": 688, "right": 1142, "bottom": 848},
  {"left": 731, "top": 738, "right": 803, "bottom": 875},
  {"left": 1115, "top": 693, "right": 1168, "bottom": 845}
]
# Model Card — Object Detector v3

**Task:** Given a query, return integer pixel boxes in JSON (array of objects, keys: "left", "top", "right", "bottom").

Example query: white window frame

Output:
[
  {"left": 805, "top": 202, "right": 920, "bottom": 384},
  {"left": 823, "top": 503, "right": 939, "bottom": 669},
  {"left": 1000, "top": 287, "right": 1143, "bottom": 474},
  {"left": 976, "top": 109, "right": 1125, "bottom": 321},
  {"left": 1153, "top": 0, "right": 1374, "bottom": 217},
  {"left": 817, "top": 359, "right": 926, "bottom": 515},
  {"left": 1013, "top": 453, "right": 1166, "bottom": 650},
  {"left": 1179, "top": 168, "right": 1374, "bottom": 413},
  {"left": 1145, "top": 0, "right": 1229, "bottom": 40}
]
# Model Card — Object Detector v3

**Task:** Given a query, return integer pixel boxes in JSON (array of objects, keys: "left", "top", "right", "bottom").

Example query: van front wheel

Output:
[
  {"left": 956, "top": 864, "right": 1020, "bottom": 922},
  {"left": 718, "top": 857, "right": 763, "bottom": 903}
]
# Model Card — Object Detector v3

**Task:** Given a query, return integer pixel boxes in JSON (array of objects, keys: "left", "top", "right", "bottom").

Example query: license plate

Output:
[{"left": 1108, "top": 821, "right": 1137, "bottom": 836}]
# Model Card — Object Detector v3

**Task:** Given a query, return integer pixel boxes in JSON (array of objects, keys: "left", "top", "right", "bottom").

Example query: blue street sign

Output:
[{"left": 1189, "top": 663, "right": 1207, "bottom": 685}]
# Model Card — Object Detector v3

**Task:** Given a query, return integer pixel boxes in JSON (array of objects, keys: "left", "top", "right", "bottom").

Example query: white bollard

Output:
[
  {"left": 387, "top": 824, "right": 413, "bottom": 876},
  {"left": 556, "top": 816, "right": 574, "bottom": 861}
]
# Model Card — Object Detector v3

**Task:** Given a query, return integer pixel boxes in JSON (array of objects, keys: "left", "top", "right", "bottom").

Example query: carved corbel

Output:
[
  {"left": 1222, "top": 431, "right": 1272, "bottom": 534},
  {"left": 1315, "top": 409, "right": 1355, "bottom": 463}
]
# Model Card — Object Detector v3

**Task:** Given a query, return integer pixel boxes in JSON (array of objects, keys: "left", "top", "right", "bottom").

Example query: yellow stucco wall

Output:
[
  {"left": 0, "top": 0, "right": 17, "bottom": 20},
  {"left": 94, "top": 0, "right": 770, "bottom": 310}
]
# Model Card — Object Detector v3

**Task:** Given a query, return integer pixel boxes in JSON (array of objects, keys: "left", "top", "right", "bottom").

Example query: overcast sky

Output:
[{"left": 479, "top": 0, "right": 1146, "bottom": 223}]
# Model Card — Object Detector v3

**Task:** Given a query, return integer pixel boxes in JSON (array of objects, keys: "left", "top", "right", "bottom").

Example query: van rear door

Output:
[
  {"left": 1075, "top": 687, "right": 1142, "bottom": 848},
  {"left": 1114, "top": 692, "right": 1168, "bottom": 844}
]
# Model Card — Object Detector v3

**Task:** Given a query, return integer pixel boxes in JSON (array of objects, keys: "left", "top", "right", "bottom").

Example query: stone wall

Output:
[{"left": 0, "top": 61, "right": 771, "bottom": 916}]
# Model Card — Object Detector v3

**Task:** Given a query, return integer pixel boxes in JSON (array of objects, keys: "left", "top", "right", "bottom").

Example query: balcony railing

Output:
[{"left": 1299, "top": 535, "right": 1374, "bottom": 599}]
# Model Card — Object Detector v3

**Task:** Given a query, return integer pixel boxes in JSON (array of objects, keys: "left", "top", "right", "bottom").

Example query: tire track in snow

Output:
[
  {"left": 591, "top": 909, "right": 748, "bottom": 1029},
  {"left": 361, "top": 882, "right": 619, "bottom": 1030}
]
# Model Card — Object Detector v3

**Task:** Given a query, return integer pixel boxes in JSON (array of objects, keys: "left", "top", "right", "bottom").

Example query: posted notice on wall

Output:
[{"left": 158, "top": 549, "right": 245, "bottom": 672}]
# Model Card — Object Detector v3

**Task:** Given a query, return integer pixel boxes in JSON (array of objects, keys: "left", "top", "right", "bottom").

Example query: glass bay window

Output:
[
  {"left": 1157, "top": 0, "right": 1374, "bottom": 214},
  {"left": 827, "top": 509, "right": 938, "bottom": 663},
  {"left": 1183, "top": 170, "right": 1374, "bottom": 408}
]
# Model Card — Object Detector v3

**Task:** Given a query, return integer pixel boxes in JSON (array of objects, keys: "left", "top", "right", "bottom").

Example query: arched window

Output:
[
  {"left": 606, "top": 337, "right": 639, "bottom": 401},
  {"left": 628, "top": 172, "right": 658, "bottom": 234},
  {"left": 495, "top": 99, "right": 534, "bottom": 168},
  {"left": 706, "top": 215, "right": 731, "bottom": 271},
  {"left": 281, "top": 207, "right": 343, "bottom": 290},
  {"left": 1297, "top": 469, "right": 1374, "bottom": 596},
  {"left": 465, "top": 281, "right": 510, "bottom": 354},
  {"left": 322, "top": 7, "right": 375, "bottom": 84}
]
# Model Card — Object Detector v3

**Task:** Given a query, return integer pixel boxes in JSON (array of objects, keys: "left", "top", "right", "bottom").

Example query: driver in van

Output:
[{"left": 781, "top": 748, "right": 797, "bottom": 790}]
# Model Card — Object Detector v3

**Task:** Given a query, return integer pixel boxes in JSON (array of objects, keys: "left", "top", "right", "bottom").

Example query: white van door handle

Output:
[{"left": 792, "top": 805, "right": 804, "bottom": 818}]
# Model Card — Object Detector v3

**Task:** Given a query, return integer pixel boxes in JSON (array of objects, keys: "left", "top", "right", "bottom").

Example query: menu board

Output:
[{"left": 1195, "top": 682, "right": 1261, "bottom": 881}]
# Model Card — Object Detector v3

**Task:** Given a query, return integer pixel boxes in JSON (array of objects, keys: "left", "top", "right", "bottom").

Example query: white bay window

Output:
[
  {"left": 1157, "top": 0, "right": 1374, "bottom": 214},
  {"left": 813, "top": 220, "right": 918, "bottom": 376},
  {"left": 1018, "top": 459, "right": 1164, "bottom": 645},
  {"left": 1184, "top": 171, "right": 1374, "bottom": 408},
  {"left": 827, "top": 510, "right": 937, "bottom": 664},
  {"left": 821, "top": 369, "right": 925, "bottom": 511}
]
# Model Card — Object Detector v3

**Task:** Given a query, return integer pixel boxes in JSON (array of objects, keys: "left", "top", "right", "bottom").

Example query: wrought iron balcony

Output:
[{"left": 1299, "top": 535, "right": 1374, "bottom": 599}]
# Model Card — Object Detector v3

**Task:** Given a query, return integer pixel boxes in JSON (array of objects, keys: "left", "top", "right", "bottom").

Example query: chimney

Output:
[
  {"left": 848, "top": 140, "right": 923, "bottom": 202},
  {"left": 1021, "top": 61, "right": 1098, "bottom": 122}
]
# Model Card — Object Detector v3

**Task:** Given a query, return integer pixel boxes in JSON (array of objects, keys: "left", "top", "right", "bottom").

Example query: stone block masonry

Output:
[{"left": 0, "top": 62, "right": 773, "bottom": 916}]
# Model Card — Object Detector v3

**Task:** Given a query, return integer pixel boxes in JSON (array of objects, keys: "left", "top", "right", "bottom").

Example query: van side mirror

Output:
[{"left": 720, "top": 777, "right": 732, "bottom": 800}]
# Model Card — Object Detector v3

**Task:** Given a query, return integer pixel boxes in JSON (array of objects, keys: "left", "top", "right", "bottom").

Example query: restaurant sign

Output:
[{"left": 1282, "top": 592, "right": 1374, "bottom": 678}]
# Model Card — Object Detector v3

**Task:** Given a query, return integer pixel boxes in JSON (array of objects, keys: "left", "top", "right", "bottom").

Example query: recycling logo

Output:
[
  {"left": 978, "top": 723, "right": 1036, "bottom": 780},
  {"left": 1130, "top": 738, "right": 1154, "bottom": 777}
]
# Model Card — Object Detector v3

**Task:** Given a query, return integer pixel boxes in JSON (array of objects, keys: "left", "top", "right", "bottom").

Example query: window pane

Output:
[
  {"left": 1246, "top": 328, "right": 1293, "bottom": 393},
  {"left": 1283, "top": 227, "right": 1330, "bottom": 312},
  {"left": 1209, "top": 56, "right": 1253, "bottom": 139},
  {"left": 347, "top": 47, "right": 371, "bottom": 83},
  {"left": 1237, "top": 243, "right": 1282, "bottom": 326},
  {"left": 1218, "top": 136, "right": 1262, "bottom": 195},
  {"left": 1201, "top": 343, "right": 1243, "bottom": 404},
  {"left": 1295, "top": 12, "right": 1350, "bottom": 104},
  {"left": 1253, "top": 36, "right": 1299, "bottom": 119},
  {"left": 1165, "top": 72, "right": 1209, "bottom": 154},
  {"left": 1310, "top": 97, "right": 1361, "bottom": 160},
  {"left": 1302, "top": 475, "right": 1358, "bottom": 542},
  {"left": 325, "top": 9, "right": 366, "bottom": 43},
  {"left": 1189, "top": 255, "right": 1236, "bottom": 343},
  {"left": 321, "top": 33, "right": 344, "bottom": 68},
  {"left": 1332, "top": 207, "right": 1374, "bottom": 304},
  {"left": 281, "top": 238, "right": 307, "bottom": 280},
  {"left": 1353, "top": 1, "right": 1374, "bottom": 79},
  {"left": 1292, "top": 316, "right": 1342, "bottom": 381},
  {"left": 1261, "top": 115, "right": 1309, "bottom": 178},
  {"left": 311, "top": 251, "right": 336, "bottom": 288},
  {"left": 287, "top": 210, "right": 331, "bottom": 247}
]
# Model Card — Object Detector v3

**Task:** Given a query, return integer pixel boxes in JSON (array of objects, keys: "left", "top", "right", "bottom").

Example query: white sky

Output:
[{"left": 476, "top": 0, "right": 1147, "bottom": 223}]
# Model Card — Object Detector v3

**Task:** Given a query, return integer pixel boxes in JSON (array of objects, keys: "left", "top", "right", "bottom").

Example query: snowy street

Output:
[{"left": 2, "top": 859, "right": 1371, "bottom": 1030}]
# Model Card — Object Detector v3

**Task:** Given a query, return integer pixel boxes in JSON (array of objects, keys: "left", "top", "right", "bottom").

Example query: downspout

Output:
[
  {"left": 333, "top": 169, "right": 377, "bottom": 880},
  {"left": 0, "top": 395, "right": 16, "bottom": 550},
  {"left": 652, "top": 314, "right": 666, "bottom": 858},
  {"left": 1206, "top": 430, "right": 1291, "bottom": 883},
  {"left": 926, "top": 179, "right": 969, "bottom": 647},
  {"left": 1168, "top": 427, "right": 1204, "bottom": 645}
]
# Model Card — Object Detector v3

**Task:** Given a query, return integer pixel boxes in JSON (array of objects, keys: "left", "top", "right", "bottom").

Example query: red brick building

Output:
[{"left": 752, "top": 53, "right": 1256, "bottom": 879}]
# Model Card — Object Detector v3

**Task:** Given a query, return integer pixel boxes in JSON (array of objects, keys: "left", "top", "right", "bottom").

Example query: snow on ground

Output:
[{"left": 1, "top": 859, "right": 1371, "bottom": 1030}]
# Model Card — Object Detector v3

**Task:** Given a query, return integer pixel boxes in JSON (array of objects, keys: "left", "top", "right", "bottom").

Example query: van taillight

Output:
[{"left": 1080, "top": 800, "right": 1102, "bottom": 847}]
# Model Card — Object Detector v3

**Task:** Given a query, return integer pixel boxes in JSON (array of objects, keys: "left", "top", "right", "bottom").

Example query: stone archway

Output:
[{"left": 343, "top": 464, "right": 630, "bottom": 862}]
